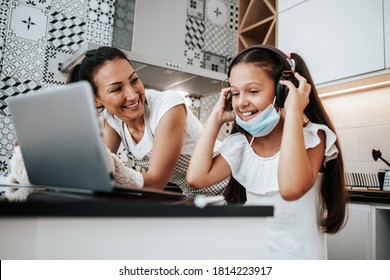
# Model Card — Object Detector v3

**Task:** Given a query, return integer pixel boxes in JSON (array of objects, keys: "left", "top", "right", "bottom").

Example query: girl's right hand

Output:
[{"left": 211, "top": 88, "right": 236, "bottom": 124}]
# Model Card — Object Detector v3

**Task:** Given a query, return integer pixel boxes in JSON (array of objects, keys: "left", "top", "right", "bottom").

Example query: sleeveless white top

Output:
[{"left": 219, "top": 123, "right": 339, "bottom": 259}]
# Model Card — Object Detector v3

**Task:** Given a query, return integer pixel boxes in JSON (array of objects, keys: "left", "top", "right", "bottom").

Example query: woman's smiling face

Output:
[
  {"left": 94, "top": 58, "right": 146, "bottom": 122},
  {"left": 229, "top": 63, "right": 276, "bottom": 122}
]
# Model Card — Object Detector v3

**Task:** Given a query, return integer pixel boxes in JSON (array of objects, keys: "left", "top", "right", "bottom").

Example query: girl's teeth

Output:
[{"left": 243, "top": 112, "right": 252, "bottom": 117}]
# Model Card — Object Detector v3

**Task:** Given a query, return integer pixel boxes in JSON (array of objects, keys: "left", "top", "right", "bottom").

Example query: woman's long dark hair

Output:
[{"left": 223, "top": 46, "right": 347, "bottom": 234}]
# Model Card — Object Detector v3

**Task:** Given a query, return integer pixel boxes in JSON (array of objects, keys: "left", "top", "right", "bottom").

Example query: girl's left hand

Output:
[
  {"left": 211, "top": 87, "right": 236, "bottom": 124},
  {"left": 279, "top": 72, "right": 311, "bottom": 114}
]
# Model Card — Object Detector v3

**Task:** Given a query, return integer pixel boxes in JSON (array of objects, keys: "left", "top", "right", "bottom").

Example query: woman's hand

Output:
[
  {"left": 279, "top": 72, "right": 311, "bottom": 115},
  {"left": 210, "top": 88, "right": 236, "bottom": 125}
]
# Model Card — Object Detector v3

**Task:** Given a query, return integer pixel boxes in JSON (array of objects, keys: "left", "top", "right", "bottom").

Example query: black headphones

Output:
[{"left": 227, "top": 44, "right": 298, "bottom": 108}]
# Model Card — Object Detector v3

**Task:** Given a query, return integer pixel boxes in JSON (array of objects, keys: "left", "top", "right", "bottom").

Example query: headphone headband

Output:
[{"left": 227, "top": 44, "right": 294, "bottom": 77}]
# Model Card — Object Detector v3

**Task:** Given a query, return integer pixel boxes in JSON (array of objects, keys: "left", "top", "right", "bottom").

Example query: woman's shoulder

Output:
[
  {"left": 145, "top": 89, "right": 186, "bottom": 131},
  {"left": 145, "top": 89, "right": 183, "bottom": 103},
  {"left": 102, "top": 110, "right": 121, "bottom": 128},
  {"left": 145, "top": 89, "right": 185, "bottom": 113}
]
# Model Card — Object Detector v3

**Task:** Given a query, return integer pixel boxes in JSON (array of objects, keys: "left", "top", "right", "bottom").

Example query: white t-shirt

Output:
[
  {"left": 219, "top": 122, "right": 339, "bottom": 259},
  {"left": 104, "top": 89, "right": 226, "bottom": 197}
]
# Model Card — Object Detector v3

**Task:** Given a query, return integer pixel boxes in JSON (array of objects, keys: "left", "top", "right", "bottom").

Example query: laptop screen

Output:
[{"left": 7, "top": 81, "right": 115, "bottom": 192}]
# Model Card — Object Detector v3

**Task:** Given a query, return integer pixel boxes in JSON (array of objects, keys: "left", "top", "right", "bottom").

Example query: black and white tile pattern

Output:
[
  {"left": 43, "top": 46, "right": 72, "bottom": 85},
  {"left": 184, "top": 96, "right": 201, "bottom": 119},
  {"left": 0, "top": 76, "right": 42, "bottom": 115},
  {"left": 187, "top": 0, "right": 205, "bottom": 20},
  {"left": 2, "top": 37, "right": 46, "bottom": 81},
  {"left": 112, "top": 0, "right": 134, "bottom": 51},
  {"left": 47, "top": 11, "right": 86, "bottom": 53},
  {"left": 8, "top": 1, "right": 48, "bottom": 43},
  {"left": 0, "top": 115, "right": 15, "bottom": 170},
  {"left": 86, "top": 20, "right": 112, "bottom": 46},
  {"left": 17, "top": 0, "right": 52, "bottom": 10},
  {"left": 184, "top": 0, "right": 237, "bottom": 74},
  {"left": 88, "top": 0, "right": 115, "bottom": 25},
  {"left": 203, "top": 51, "right": 226, "bottom": 73},
  {"left": 0, "top": 1, "right": 8, "bottom": 76},
  {"left": 51, "top": 0, "right": 88, "bottom": 20}
]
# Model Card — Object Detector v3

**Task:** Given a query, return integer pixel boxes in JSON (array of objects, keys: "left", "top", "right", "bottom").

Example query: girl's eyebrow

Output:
[
  {"left": 106, "top": 71, "right": 137, "bottom": 89},
  {"left": 230, "top": 82, "right": 264, "bottom": 88}
]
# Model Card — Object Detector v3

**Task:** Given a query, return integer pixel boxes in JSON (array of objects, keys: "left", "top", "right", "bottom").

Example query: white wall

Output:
[{"left": 321, "top": 85, "right": 390, "bottom": 174}]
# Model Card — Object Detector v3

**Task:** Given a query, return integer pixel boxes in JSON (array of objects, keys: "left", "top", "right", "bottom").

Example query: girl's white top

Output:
[{"left": 219, "top": 123, "right": 338, "bottom": 259}]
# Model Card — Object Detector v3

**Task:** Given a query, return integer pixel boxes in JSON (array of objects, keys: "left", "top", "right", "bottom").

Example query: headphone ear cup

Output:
[
  {"left": 275, "top": 76, "right": 289, "bottom": 108},
  {"left": 275, "top": 74, "right": 300, "bottom": 108}
]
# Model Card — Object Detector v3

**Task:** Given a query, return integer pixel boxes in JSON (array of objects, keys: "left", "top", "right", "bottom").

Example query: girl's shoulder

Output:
[
  {"left": 303, "top": 122, "right": 338, "bottom": 163},
  {"left": 219, "top": 133, "right": 248, "bottom": 155},
  {"left": 222, "top": 132, "right": 247, "bottom": 144},
  {"left": 303, "top": 123, "right": 336, "bottom": 145}
]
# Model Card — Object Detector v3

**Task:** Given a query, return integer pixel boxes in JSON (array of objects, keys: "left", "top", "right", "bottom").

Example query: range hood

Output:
[{"left": 61, "top": 42, "right": 226, "bottom": 97}]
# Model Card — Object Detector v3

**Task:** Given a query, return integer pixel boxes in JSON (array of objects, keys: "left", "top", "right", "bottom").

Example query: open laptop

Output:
[{"left": 6, "top": 81, "right": 184, "bottom": 199}]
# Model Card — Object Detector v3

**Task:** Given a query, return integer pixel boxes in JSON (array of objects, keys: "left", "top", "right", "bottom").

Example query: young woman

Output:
[
  {"left": 68, "top": 46, "right": 227, "bottom": 197},
  {"left": 186, "top": 45, "right": 347, "bottom": 259}
]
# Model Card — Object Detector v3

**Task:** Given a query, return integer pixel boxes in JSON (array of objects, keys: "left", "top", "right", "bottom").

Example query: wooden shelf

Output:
[{"left": 238, "top": 0, "right": 277, "bottom": 51}]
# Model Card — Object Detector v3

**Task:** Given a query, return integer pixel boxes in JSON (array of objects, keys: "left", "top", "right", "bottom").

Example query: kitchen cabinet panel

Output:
[
  {"left": 278, "top": 0, "right": 385, "bottom": 85},
  {"left": 327, "top": 203, "right": 372, "bottom": 260},
  {"left": 375, "top": 206, "right": 390, "bottom": 259},
  {"left": 385, "top": 0, "right": 390, "bottom": 68},
  {"left": 278, "top": 0, "right": 307, "bottom": 12},
  {"left": 327, "top": 203, "right": 390, "bottom": 260}
]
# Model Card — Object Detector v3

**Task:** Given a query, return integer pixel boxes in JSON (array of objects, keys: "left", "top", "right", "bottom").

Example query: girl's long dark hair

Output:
[{"left": 224, "top": 46, "right": 347, "bottom": 234}]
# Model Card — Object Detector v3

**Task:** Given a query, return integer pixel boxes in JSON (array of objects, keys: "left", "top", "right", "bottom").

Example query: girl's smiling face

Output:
[
  {"left": 229, "top": 63, "right": 276, "bottom": 122},
  {"left": 94, "top": 58, "right": 145, "bottom": 122}
]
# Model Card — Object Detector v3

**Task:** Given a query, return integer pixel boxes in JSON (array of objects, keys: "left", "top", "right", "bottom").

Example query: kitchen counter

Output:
[
  {"left": 347, "top": 188, "right": 390, "bottom": 204},
  {"left": 0, "top": 189, "right": 273, "bottom": 260}
]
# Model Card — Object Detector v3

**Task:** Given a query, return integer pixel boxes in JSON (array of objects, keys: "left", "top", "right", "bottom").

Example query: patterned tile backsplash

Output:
[{"left": 0, "top": 0, "right": 238, "bottom": 176}]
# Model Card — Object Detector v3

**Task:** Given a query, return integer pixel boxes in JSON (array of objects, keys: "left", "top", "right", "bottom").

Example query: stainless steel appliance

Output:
[{"left": 61, "top": 42, "right": 225, "bottom": 97}]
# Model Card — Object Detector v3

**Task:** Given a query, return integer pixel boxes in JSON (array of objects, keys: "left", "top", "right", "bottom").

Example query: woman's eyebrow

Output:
[
  {"left": 106, "top": 81, "right": 121, "bottom": 88},
  {"left": 129, "top": 71, "right": 137, "bottom": 79},
  {"left": 106, "top": 71, "right": 137, "bottom": 88}
]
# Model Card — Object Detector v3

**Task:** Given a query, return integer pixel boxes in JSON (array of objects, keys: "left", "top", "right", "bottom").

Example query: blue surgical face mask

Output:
[{"left": 235, "top": 98, "right": 281, "bottom": 139}]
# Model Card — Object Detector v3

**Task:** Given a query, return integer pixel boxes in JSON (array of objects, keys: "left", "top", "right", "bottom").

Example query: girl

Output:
[
  {"left": 186, "top": 45, "right": 347, "bottom": 259},
  {"left": 68, "top": 47, "right": 227, "bottom": 197}
]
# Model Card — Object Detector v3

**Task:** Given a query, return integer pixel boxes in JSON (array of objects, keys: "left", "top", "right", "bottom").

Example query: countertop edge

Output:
[{"left": 0, "top": 202, "right": 274, "bottom": 218}]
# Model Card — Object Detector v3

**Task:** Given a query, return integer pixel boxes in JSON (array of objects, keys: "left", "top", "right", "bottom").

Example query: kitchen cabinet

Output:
[
  {"left": 385, "top": 0, "right": 390, "bottom": 68},
  {"left": 132, "top": 0, "right": 187, "bottom": 66},
  {"left": 278, "top": 0, "right": 306, "bottom": 12},
  {"left": 327, "top": 203, "right": 372, "bottom": 259},
  {"left": 278, "top": 0, "right": 385, "bottom": 85},
  {"left": 237, "top": 0, "right": 277, "bottom": 51},
  {"left": 327, "top": 202, "right": 390, "bottom": 260},
  {"left": 0, "top": 199, "right": 273, "bottom": 259}
]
